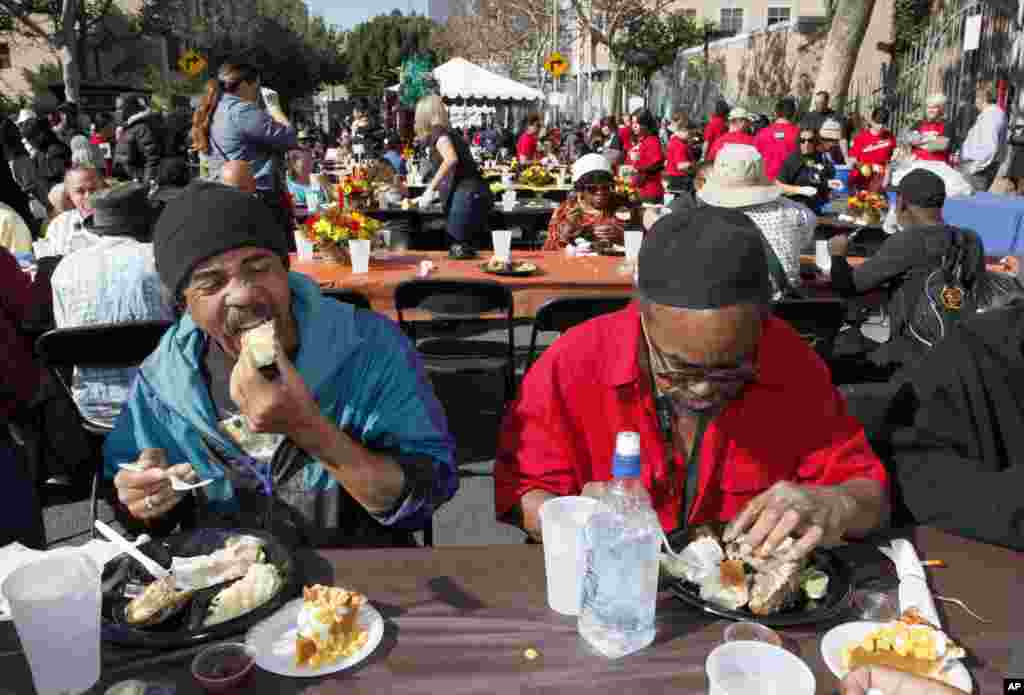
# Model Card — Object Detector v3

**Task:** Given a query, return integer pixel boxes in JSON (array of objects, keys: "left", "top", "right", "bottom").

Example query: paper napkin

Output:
[{"left": 878, "top": 539, "right": 941, "bottom": 626}]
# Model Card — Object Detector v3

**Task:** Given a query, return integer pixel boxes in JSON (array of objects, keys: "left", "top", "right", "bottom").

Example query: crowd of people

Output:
[{"left": 1, "top": 58, "right": 1023, "bottom": 659}]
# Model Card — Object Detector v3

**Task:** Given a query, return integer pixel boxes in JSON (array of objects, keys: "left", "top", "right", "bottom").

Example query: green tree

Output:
[
  {"left": 611, "top": 11, "right": 702, "bottom": 105},
  {"left": 0, "top": 0, "right": 122, "bottom": 103},
  {"left": 343, "top": 12, "right": 445, "bottom": 99}
]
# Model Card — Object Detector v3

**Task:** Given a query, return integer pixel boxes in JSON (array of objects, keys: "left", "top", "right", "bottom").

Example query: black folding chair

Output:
[
  {"left": 394, "top": 279, "right": 516, "bottom": 404},
  {"left": 35, "top": 320, "right": 173, "bottom": 538},
  {"left": 526, "top": 295, "right": 633, "bottom": 368},
  {"left": 322, "top": 288, "right": 372, "bottom": 310},
  {"left": 772, "top": 297, "right": 847, "bottom": 363}
]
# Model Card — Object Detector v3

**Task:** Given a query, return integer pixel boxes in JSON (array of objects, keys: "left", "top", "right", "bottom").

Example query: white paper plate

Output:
[
  {"left": 820, "top": 621, "right": 972, "bottom": 693},
  {"left": 245, "top": 597, "right": 384, "bottom": 677}
]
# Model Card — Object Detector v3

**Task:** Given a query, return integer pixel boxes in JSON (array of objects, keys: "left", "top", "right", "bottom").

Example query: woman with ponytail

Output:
[{"left": 191, "top": 61, "right": 298, "bottom": 242}]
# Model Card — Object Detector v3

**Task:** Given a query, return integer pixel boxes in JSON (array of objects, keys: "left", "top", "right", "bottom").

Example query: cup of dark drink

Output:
[{"left": 191, "top": 643, "right": 257, "bottom": 693}]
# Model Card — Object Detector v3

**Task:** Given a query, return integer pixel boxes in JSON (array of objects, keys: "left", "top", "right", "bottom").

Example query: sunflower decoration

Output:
[
  {"left": 518, "top": 165, "right": 555, "bottom": 187},
  {"left": 846, "top": 190, "right": 887, "bottom": 224},
  {"left": 301, "top": 206, "right": 380, "bottom": 264}
]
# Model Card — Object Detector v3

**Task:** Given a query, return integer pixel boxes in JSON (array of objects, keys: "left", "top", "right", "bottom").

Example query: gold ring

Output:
[{"left": 144, "top": 495, "right": 156, "bottom": 511}]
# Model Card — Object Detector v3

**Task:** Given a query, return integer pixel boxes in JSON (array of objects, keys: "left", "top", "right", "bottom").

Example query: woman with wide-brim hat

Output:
[{"left": 544, "top": 153, "right": 626, "bottom": 250}]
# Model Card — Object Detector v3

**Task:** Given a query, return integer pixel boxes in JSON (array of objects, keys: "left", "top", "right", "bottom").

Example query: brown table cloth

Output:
[
  {"left": 2, "top": 527, "right": 1019, "bottom": 695},
  {"left": 292, "top": 250, "right": 636, "bottom": 319}
]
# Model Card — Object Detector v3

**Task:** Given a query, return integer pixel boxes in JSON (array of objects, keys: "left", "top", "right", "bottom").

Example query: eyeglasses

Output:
[
  {"left": 641, "top": 315, "right": 758, "bottom": 392},
  {"left": 581, "top": 184, "right": 612, "bottom": 194}
]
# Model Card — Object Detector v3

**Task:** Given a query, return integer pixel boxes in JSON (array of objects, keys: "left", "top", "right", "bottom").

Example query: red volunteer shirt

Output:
[
  {"left": 517, "top": 132, "right": 539, "bottom": 161},
  {"left": 754, "top": 121, "right": 801, "bottom": 180},
  {"left": 665, "top": 135, "right": 692, "bottom": 177},
  {"left": 704, "top": 116, "right": 727, "bottom": 155},
  {"left": 707, "top": 130, "right": 756, "bottom": 162},
  {"left": 494, "top": 304, "right": 888, "bottom": 532},
  {"left": 912, "top": 120, "right": 950, "bottom": 163},
  {"left": 850, "top": 129, "right": 896, "bottom": 166},
  {"left": 630, "top": 134, "right": 665, "bottom": 200}
]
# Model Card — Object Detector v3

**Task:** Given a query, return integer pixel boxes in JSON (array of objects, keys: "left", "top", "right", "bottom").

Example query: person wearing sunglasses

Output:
[
  {"left": 543, "top": 154, "right": 626, "bottom": 250},
  {"left": 776, "top": 129, "right": 838, "bottom": 214},
  {"left": 498, "top": 206, "right": 889, "bottom": 554}
]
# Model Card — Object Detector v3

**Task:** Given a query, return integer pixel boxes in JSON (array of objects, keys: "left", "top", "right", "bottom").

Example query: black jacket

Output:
[
  {"left": 830, "top": 223, "right": 986, "bottom": 368},
  {"left": 114, "top": 110, "right": 164, "bottom": 183},
  {"left": 884, "top": 302, "right": 1024, "bottom": 551}
]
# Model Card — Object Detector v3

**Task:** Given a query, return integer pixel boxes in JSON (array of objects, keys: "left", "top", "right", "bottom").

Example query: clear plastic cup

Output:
[
  {"left": 538, "top": 496, "right": 599, "bottom": 615},
  {"left": 492, "top": 230, "right": 513, "bottom": 262},
  {"left": 853, "top": 589, "right": 899, "bottom": 621},
  {"left": 815, "top": 239, "right": 832, "bottom": 274},
  {"left": 624, "top": 229, "right": 644, "bottom": 263},
  {"left": 706, "top": 641, "right": 815, "bottom": 695},
  {"left": 348, "top": 239, "right": 371, "bottom": 274},
  {"left": 294, "top": 230, "right": 315, "bottom": 262},
  {"left": 3, "top": 551, "right": 102, "bottom": 695}
]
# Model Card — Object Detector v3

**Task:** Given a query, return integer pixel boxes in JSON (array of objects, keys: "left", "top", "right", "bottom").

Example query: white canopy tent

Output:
[{"left": 388, "top": 57, "right": 542, "bottom": 103}]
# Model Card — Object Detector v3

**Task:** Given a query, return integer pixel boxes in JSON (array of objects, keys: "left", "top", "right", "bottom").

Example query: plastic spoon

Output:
[{"left": 93, "top": 520, "right": 170, "bottom": 580}]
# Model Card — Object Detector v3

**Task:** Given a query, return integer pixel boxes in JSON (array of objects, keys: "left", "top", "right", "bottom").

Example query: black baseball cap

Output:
[
  {"left": 888, "top": 169, "right": 946, "bottom": 208},
  {"left": 638, "top": 207, "right": 773, "bottom": 310}
]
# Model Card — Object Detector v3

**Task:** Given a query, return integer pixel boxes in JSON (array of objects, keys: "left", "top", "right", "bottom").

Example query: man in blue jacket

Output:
[{"left": 105, "top": 182, "right": 458, "bottom": 547}]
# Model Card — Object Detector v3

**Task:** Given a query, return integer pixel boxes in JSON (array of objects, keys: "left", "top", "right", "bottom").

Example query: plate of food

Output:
[
  {"left": 246, "top": 585, "right": 384, "bottom": 677},
  {"left": 101, "top": 528, "right": 299, "bottom": 648},
  {"left": 480, "top": 258, "right": 539, "bottom": 276},
  {"left": 596, "top": 242, "right": 626, "bottom": 257},
  {"left": 820, "top": 614, "right": 972, "bottom": 692},
  {"left": 662, "top": 525, "right": 853, "bottom": 626}
]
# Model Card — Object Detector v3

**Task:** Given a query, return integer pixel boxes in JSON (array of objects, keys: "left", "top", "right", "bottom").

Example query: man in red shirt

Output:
[
  {"left": 703, "top": 100, "right": 730, "bottom": 160},
  {"left": 909, "top": 94, "right": 955, "bottom": 163},
  {"left": 495, "top": 207, "right": 889, "bottom": 555},
  {"left": 517, "top": 114, "right": 542, "bottom": 164},
  {"left": 707, "top": 108, "right": 756, "bottom": 162},
  {"left": 849, "top": 107, "right": 896, "bottom": 192},
  {"left": 754, "top": 98, "right": 801, "bottom": 179}
]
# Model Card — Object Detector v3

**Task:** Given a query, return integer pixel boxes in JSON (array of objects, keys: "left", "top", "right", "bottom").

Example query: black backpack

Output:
[{"left": 906, "top": 227, "right": 980, "bottom": 349}]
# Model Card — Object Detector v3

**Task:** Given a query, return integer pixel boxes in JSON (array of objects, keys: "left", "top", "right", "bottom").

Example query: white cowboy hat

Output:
[
  {"left": 728, "top": 107, "right": 752, "bottom": 122},
  {"left": 820, "top": 118, "right": 843, "bottom": 141},
  {"left": 572, "top": 153, "right": 613, "bottom": 184},
  {"left": 697, "top": 144, "right": 781, "bottom": 208}
]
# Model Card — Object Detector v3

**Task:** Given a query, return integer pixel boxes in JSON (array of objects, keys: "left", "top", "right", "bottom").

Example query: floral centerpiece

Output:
[
  {"left": 614, "top": 175, "right": 637, "bottom": 203},
  {"left": 518, "top": 164, "right": 555, "bottom": 187},
  {"left": 846, "top": 190, "right": 887, "bottom": 225},
  {"left": 337, "top": 168, "right": 373, "bottom": 210},
  {"left": 301, "top": 205, "right": 381, "bottom": 265}
]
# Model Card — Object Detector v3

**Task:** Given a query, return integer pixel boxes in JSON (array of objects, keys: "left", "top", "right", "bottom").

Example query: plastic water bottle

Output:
[{"left": 578, "top": 431, "right": 661, "bottom": 658}]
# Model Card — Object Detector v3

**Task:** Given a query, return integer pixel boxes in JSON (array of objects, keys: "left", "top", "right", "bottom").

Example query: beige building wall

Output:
[
  {"left": 679, "top": 0, "right": 894, "bottom": 112},
  {"left": 667, "top": 0, "right": 830, "bottom": 33},
  {"left": 0, "top": 15, "right": 61, "bottom": 98}
]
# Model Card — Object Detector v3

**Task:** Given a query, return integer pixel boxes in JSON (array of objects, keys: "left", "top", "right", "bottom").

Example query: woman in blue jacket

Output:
[{"left": 191, "top": 61, "right": 298, "bottom": 246}]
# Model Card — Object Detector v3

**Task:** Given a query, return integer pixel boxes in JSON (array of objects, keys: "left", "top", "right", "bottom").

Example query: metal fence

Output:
[{"left": 870, "top": 0, "right": 1019, "bottom": 136}]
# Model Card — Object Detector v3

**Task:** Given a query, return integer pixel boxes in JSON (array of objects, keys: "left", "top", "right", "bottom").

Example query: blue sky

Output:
[{"left": 307, "top": 0, "right": 423, "bottom": 31}]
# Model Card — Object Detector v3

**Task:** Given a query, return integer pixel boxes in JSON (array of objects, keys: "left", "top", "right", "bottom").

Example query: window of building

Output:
[
  {"left": 0, "top": 43, "right": 10, "bottom": 70},
  {"left": 720, "top": 8, "right": 744, "bottom": 35},
  {"left": 767, "top": 6, "right": 792, "bottom": 26}
]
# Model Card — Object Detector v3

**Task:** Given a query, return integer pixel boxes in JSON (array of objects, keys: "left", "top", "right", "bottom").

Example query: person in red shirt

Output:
[
  {"left": 517, "top": 113, "right": 542, "bottom": 164},
  {"left": 908, "top": 94, "right": 954, "bottom": 163},
  {"left": 707, "top": 107, "right": 756, "bottom": 162},
  {"left": 664, "top": 120, "right": 693, "bottom": 191},
  {"left": 495, "top": 207, "right": 889, "bottom": 550},
  {"left": 628, "top": 109, "right": 665, "bottom": 203},
  {"left": 618, "top": 121, "right": 632, "bottom": 157},
  {"left": 849, "top": 107, "right": 896, "bottom": 193},
  {"left": 754, "top": 98, "right": 801, "bottom": 180},
  {"left": 703, "top": 100, "right": 730, "bottom": 160},
  {"left": 89, "top": 112, "right": 116, "bottom": 179}
]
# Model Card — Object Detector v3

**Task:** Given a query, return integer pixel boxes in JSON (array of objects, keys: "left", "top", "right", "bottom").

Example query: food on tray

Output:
[
  {"left": 294, "top": 585, "right": 369, "bottom": 668},
  {"left": 241, "top": 321, "right": 276, "bottom": 368},
  {"left": 486, "top": 256, "right": 512, "bottom": 272},
  {"left": 171, "top": 535, "right": 266, "bottom": 592},
  {"left": 126, "top": 575, "right": 193, "bottom": 625},
  {"left": 841, "top": 609, "right": 965, "bottom": 679},
  {"left": 203, "top": 563, "right": 283, "bottom": 627},
  {"left": 219, "top": 414, "right": 284, "bottom": 460},
  {"left": 664, "top": 529, "right": 822, "bottom": 615}
]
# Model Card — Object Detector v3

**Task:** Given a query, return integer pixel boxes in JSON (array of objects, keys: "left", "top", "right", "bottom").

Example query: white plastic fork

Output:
[{"left": 118, "top": 463, "right": 211, "bottom": 491}]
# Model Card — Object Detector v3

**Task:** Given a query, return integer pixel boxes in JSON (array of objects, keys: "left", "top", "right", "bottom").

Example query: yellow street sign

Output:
[
  {"left": 178, "top": 50, "right": 207, "bottom": 78},
  {"left": 544, "top": 52, "right": 569, "bottom": 77}
]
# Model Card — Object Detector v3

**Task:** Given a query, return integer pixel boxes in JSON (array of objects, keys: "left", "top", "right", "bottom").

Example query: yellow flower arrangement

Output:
[
  {"left": 303, "top": 206, "right": 380, "bottom": 246},
  {"left": 847, "top": 190, "right": 887, "bottom": 211}
]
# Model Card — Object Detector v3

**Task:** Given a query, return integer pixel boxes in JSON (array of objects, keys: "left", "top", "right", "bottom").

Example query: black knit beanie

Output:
[{"left": 153, "top": 181, "right": 290, "bottom": 300}]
